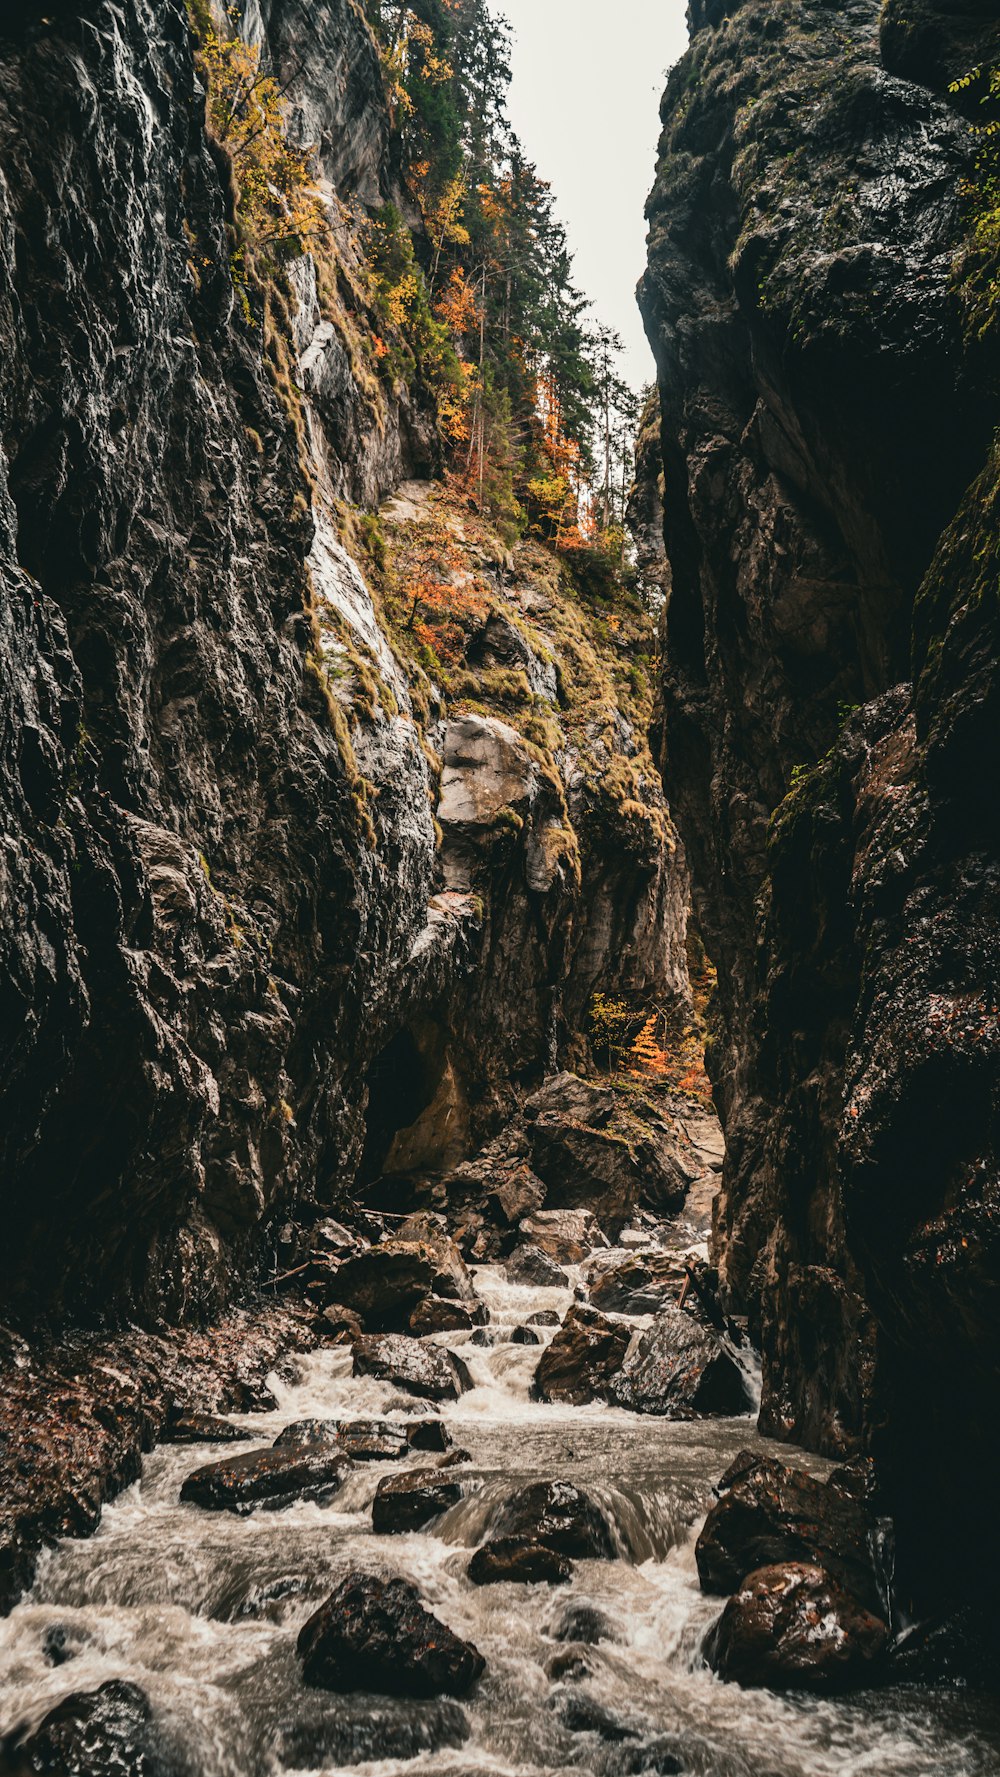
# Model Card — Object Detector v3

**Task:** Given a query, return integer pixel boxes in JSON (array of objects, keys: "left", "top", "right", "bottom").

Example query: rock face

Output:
[
  {"left": 641, "top": 0, "right": 1000, "bottom": 1607},
  {"left": 0, "top": 0, "right": 689, "bottom": 1333},
  {"left": 297, "top": 1573, "right": 485, "bottom": 1698},
  {"left": 705, "top": 1563, "right": 889, "bottom": 1694}
]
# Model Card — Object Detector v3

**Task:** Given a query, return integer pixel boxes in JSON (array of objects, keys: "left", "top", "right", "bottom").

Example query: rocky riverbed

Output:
[{"left": 1, "top": 1189, "right": 998, "bottom": 1777}]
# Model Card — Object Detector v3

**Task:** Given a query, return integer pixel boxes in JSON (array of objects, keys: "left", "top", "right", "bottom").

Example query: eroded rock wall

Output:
[
  {"left": 0, "top": 2, "right": 688, "bottom": 1325},
  {"left": 642, "top": 0, "right": 1000, "bottom": 1601}
]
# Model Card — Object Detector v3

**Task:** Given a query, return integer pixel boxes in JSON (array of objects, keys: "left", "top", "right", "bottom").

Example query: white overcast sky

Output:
[{"left": 500, "top": 0, "right": 690, "bottom": 391}]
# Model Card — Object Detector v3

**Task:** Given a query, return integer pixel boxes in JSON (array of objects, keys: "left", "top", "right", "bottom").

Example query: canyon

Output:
[{"left": 0, "top": 0, "right": 998, "bottom": 1772}]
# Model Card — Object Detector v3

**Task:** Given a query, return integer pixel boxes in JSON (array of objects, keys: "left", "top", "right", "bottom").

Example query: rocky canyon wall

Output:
[
  {"left": 0, "top": 0, "right": 688, "bottom": 1327},
  {"left": 642, "top": 0, "right": 1000, "bottom": 1603}
]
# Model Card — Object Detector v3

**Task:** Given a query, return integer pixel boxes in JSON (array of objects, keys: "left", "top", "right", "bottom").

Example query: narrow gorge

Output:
[{"left": 0, "top": 1, "right": 998, "bottom": 1774}]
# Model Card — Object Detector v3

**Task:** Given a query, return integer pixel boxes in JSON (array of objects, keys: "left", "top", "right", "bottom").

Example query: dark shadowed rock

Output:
[
  {"left": 163, "top": 1415, "right": 252, "bottom": 1445},
  {"left": 529, "top": 1116, "right": 639, "bottom": 1234},
  {"left": 549, "top": 1691, "right": 639, "bottom": 1742},
  {"left": 491, "top": 1167, "right": 547, "bottom": 1225},
  {"left": 609, "top": 1302, "right": 753, "bottom": 1419},
  {"left": 372, "top": 1470, "right": 463, "bottom": 1534},
  {"left": 274, "top": 1697, "right": 470, "bottom": 1770},
  {"left": 891, "top": 1604, "right": 1000, "bottom": 1691},
  {"left": 705, "top": 1563, "right": 889, "bottom": 1693},
  {"left": 338, "top": 1423, "right": 410, "bottom": 1462},
  {"left": 696, "top": 1458, "right": 887, "bottom": 1618},
  {"left": 524, "top": 1073, "right": 615, "bottom": 1127},
  {"left": 468, "top": 1537, "right": 571, "bottom": 1586},
  {"left": 229, "top": 1575, "right": 312, "bottom": 1622},
  {"left": 527, "top": 1310, "right": 561, "bottom": 1327},
  {"left": 352, "top": 1336, "right": 471, "bottom": 1401},
  {"left": 511, "top": 1326, "right": 541, "bottom": 1346},
  {"left": 504, "top": 1245, "right": 569, "bottom": 1287},
  {"left": 0, "top": 1680, "right": 181, "bottom": 1777},
  {"left": 298, "top": 1572, "right": 485, "bottom": 1697},
  {"left": 330, "top": 1240, "right": 471, "bottom": 1331},
  {"left": 409, "top": 1298, "right": 480, "bottom": 1336},
  {"left": 492, "top": 1482, "right": 616, "bottom": 1559},
  {"left": 406, "top": 1419, "right": 453, "bottom": 1453},
  {"left": 180, "top": 1445, "right": 347, "bottom": 1514},
  {"left": 533, "top": 1306, "right": 631, "bottom": 1406},
  {"left": 551, "top": 1601, "right": 620, "bottom": 1644}
]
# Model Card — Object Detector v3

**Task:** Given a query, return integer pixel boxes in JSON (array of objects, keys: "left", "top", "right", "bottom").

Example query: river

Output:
[{"left": 1, "top": 1260, "right": 998, "bottom": 1777}]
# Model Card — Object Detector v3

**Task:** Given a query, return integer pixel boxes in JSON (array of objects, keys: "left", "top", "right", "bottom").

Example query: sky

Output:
[{"left": 500, "top": 0, "right": 690, "bottom": 392}]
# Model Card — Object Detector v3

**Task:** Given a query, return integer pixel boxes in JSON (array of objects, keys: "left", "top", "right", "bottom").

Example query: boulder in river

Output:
[
  {"left": 163, "top": 1414, "right": 252, "bottom": 1444},
  {"left": 550, "top": 1600, "right": 621, "bottom": 1644},
  {"left": 519, "top": 1208, "right": 608, "bottom": 1263},
  {"left": 511, "top": 1325, "right": 541, "bottom": 1346},
  {"left": 587, "top": 1251, "right": 686, "bottom": 1317},
  {"left": 298, "top": 1572, "right": 485, "bottom": 1697},
  {"left": 180, "top": 1445, "right": 348, "bottom": 1514},
  {"left": 492, "top": 1481, "right": 617, "bottom": 1559},
  {"left": 0, "top": 1680, "right": 177, "bottom": 1777},
  {"left": 372, "top": 1470, "right": 464, "bottom": 1534},
  {"left": 352, "top": 1335, "right": 472, "bottom": 1401},
  {"left": 272, "top": 1418, "right": 339, "bottom": 1448},
  {"left": 609, "top": 1301, "right": 753, "bottom": 1418},
  {"left": 274, "top": 1697, "right": 470, "bottom": 1770},
  {"left": 406, "top": 1419, "right": 453, "bottom": 1452},
  {"left": 409, "top": 1297, "right": 480, "bottom": 1336},
  {"left": 504, "top": 1245, "right": 569, "bottom": 1287},
  {"left": 533, "top": 1305, "right": 631, "bottom": 1406},
  {"left": 468, "top": 1537, "right": 572, "bottom": 1586},
  {"left": 704, "top": 1562, "right": 889, "bottom": 1692},
  {"left": 527, "top": 1310, "right": 561, "bottom": 1327},
  {"left": 696, "top": 1456, "right": 888, "bottom": 1618},
  {"left": 329, "top": 1234, "right": 475, "bottom": 1331}
]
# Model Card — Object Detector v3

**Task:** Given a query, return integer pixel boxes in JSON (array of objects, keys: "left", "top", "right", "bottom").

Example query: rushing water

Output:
[{"left": 1, "top": 1261, "right": 998, "bottom": 1777}]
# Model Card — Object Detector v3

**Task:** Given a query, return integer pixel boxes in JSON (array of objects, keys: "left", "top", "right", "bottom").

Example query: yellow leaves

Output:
[
  {"left": 382, "top": 269, "right": 420, "bottom": 329},
  {"left": 195, "top": 22, "right": 326, "bottom": 263},
  {"left": 434, "top": 266, "right": 480, "bottom": 336}
]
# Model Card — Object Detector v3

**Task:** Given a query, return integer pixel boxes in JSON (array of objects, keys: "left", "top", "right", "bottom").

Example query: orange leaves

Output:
[{"left": 434, "top": 266, "right": 481, "bottom": 337}]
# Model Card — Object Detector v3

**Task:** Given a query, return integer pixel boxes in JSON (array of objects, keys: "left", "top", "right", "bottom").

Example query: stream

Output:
[{"left": 1, "top": 1259, "right": 999, "bottom": 1777}]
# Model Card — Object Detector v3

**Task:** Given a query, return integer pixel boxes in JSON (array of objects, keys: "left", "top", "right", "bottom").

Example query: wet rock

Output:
[
  {"left": 705, "top": 1563, "right": 889, "bottom": 1693},
  {"left": 316, "top": 1305, "right": 365, "bottom": 1343},
  {"left": 587, "top": 1252, "right": 686, "bottom": 1317},
  {"left": 891, "top": 1604, "right": 1000, "bottom": 1691},
  {"left": 40, "top": 1622, "right": 90, "bottom": 1666},
  {"left": 696, "top": 1457, "right": 887, "bottom": 1618},
  {"left": 0, "top": 1530, "right": 38, "bottom": 1618},
  {"left": 409, "top": 1298, "right": 480, "bottom": 1336},
  {"left": 529, "top": 1115, "right": 640, "bottom": 1234},
  {"left": 372, "top": 1470, "right": 463, "bottom": 1534},
  {"left": 490, "top": 1167, "right": 547, "bottom": 1225},
  {"left": 714, "top": 1449, "right": 762, "bottom": 1496},
  {"left": 551, "top": 1601, "right": 620, "bottom": 1645},
  {"left": 606, "top": 1739, "right": 683, "bottom": 1776},
  {"left": 550, "top": 1690, "right": 638, "bottom": 1742},
  {"left": 468, "top": 1538, "right": 572, "bottom": 1586},
  {"left": 492, "top": 1482, "right": 617, "bottom": 1559},
  {"left": 524, "top": 1073, "right": 615, "bottom": 1127},
  {"left": 609, "top": 1302, "right": 752, "bottom": 1419},
  {"left": 469, "top": 1326, "right": 501, "bottom": 1346},
  {"left": 546, "top": 1648, "right": 593, "bottom": 1682},
  {"left": 439, "top": 1448, "right": 473, "bottom": 1468},
  {"left": 533, "top": 1306, "right": 631, "bottom": 1406},
  {"left": 353, "top": 1335, "right": 472, "bottom": 1401},
  {"left": 504, "top": 1245, "right": 569, "bottom": 1288},
  {"left": 406, "top": 1419, "right": 453, "bottom": 1453},
  {"left": 335, "top": 1422, "right": 410, "bottom": 1462},
  {"left": 330, "top": 1237, "right": 474, "bottom": 1331},
  {"left": 163, "top": 1414, "right": 252, "bottom": 1445},
  {"left": 272, "top": 1419, "right": 340, "bottom": 1448},
  {"left": 519, "top": 1210, "right": 607, "bottom": 1263},
  {"left": 180, "top": 1445, "right": 348, "bottom": 1514},
  {"left": 511, "top": 1326, "right": 541, "bottom": 1346},
  {"left": 298, "top": 1572, "right": 485, "bottom": 1697},
  {"left": 275, "top": 1697, "right": 470, "bottom": 1770},
  {"left": 0, "top": 1680, "right": 179, "bottom": 1777},
  {"left": 527, "top": 1310, "right": 561, "bottom": 1327}
]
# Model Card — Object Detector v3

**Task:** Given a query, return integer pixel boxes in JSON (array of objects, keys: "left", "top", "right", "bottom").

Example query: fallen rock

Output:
[
  {"left": 331, "top": 1237, "right": 474, "bottom": 1331},
  {"left": 0, "top": 1680, "right": 177, "bottom": 1777},
  {"left": 695, "top": 1457, "right": 888, "bottom": 1617},
  {"left": 180, "top": 1445, "right": 347, "bottom": 1514},
  {"left": 511, "top": 1326, "right": 541, "bottom": 1346},
  {"left": 316, "top": 1305, "right": 365, "bottom": 1343},
  {"left": 609, "top": 1301, "right": 753, "bottom": 1418},
  {"left": 504, "top": 1245, "right": 569, "bottom": 1287},
  {"left": 533, "top": 1305, "right": 631, "bottom": 1406},
  {"left": 353, "top": 1336, "right": 472, "bottom": 1402},
  {"left": 275, "top": 1698, "right": 469, "bottom": 1771},
  {"left": 491, "top": 1167, "right": 547, "bottom": 1225},
  {"left": 492, "top": 1481, "right": 616, "bottom": 1559},
  {"left": 163, "top": 1414, "right": 252, "bottom": 1445},
  {"left": 524, "top": 1073, "right": 615, "bottom": 1127},
  {"left": 587, "top": 1252, "right": 686, "bottom": 1317},
  {"left": 529, "top": 1116, "right": 640, "bottom": 1234},
  {"left": 409, "top": 1298, "right": 480, "bottom": 1336},
  {"left": 468, "top": 1537, "right": 571, "bottom": 1586},
  {"left": 372, "top": 1470, "right": 464, "bottom": 1534},
  {"left": 705, "top": 1562, "right": 889, "bottom": 1693},
  {"left": 519, "top": 1209, "right": 607, "bottom": 1263},
  {"left": 298, "top": 1572, "right": 485, "bottom": 1697}
]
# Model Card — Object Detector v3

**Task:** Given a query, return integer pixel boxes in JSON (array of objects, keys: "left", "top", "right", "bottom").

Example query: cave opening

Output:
[{"left": 358, "top": 1027, "right": 440, "bottom": 1188}]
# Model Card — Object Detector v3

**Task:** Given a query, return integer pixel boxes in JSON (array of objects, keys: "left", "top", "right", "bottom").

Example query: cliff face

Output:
[
  {"left": 642, "top": 0, "right": 1000, "bottom": 1599},
  {"left": 0, "top": 2, "right": 687, "bottom": 1325}
]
